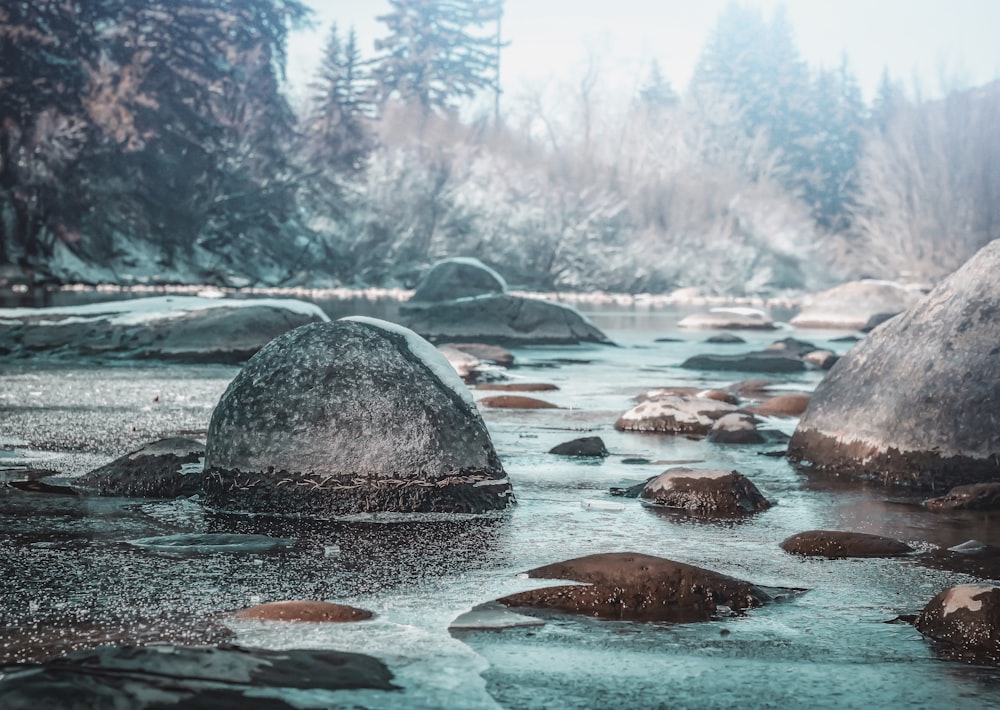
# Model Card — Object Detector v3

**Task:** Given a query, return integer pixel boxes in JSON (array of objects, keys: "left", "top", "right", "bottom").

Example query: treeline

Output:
[{"left": 2, "top": 1, "right": 998, "bottom": 293}]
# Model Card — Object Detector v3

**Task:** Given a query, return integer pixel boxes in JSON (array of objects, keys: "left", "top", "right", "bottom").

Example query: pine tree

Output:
[
  {"left": 637, "top": 60, "right": 678, "bottom": 112},
  {"left": 372, "top": 0, "right": 503, "bottom": 113},
  {"left": 307, "top": 23, "right": 373, "bottom": 174}
]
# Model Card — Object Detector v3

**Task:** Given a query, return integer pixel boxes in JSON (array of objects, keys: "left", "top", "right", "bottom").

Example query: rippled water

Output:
[{"left": 3, "top": 300, "right": 1000, "bottom": 708}]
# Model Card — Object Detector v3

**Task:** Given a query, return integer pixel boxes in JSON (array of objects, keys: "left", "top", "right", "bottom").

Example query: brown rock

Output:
[
  {"left": 706, "top": 413, "right": 767, "bottom": 445},
  {"left": 497, "top": 552, "right": 770, "bottom": 622},
  {"left": 925, "top": 483, "right": 1000, "bottom": 511},
  {"left": 750, "top": 394, "right": 811, "bottom": 418},
  {"left": 476, "top": 382, "right": 559, "bottom": 392},
  {"left": 445, "top": 342, "right": 515, "bottom": 366},
  {"left": 640, "top": 467, "right": 771, "bottom": 516},
  {"left": 915, "top": 585, "right": 1000, "bottom": 663},
  {"left": 615, "top": 395, "right": 737, "bottom": 436},
  {"left": 234, "top": 600, "right": 373, "bottom": 623},
  {"left": 638, "top": 387, "right": 738, "bottom": 405},
  {"left": 479, "top": 395, "right": 559, "bottom": 409},
  {"left": 781, "top": 530, "right": 913, "bottom": 558}
]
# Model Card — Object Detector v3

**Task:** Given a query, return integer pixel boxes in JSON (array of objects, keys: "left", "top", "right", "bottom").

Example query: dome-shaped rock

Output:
[
  {"left": 640, "top": 467, "right": 772, "bottom": 516},
  {"left": 408, "top": 257, "right": 507, "bottom": 304},
  {"left": 788, "top": 240, "right": 1000, "bottom": 490},
  {"left": 203, "top": 317, "right": 512, "bottom": 516}
]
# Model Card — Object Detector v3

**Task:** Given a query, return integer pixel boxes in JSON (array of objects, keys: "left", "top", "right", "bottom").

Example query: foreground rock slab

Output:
[
  {"left": 0, "top": 296, "right": 328, "bottom": 363},
  {"left": 203, "top": 317, "right": 512, "bottom": 516},
  {"left": 497, "top": 552, "right": 770, "bottom": 622},
  {"left": 789, "top": 240, "right": 1000, "bottom": 490},
  {"left": 0, "top": 644, "right": 398, "bottom": 708},
  {"left": 640, "top": 468, "right": 771, "bottom": 516},
  {"left": 781, "top": 530, "right": 913, "bottom": 558},
  {"left": 915, "top": 585, "right": 1000, "bottom": 664}
]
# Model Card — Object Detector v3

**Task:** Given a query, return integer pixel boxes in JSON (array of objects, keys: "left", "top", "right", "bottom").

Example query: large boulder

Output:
[
  {"left": 74, "top": 437, "right": 204, "bottom": 498},
  {"left": 788, "top": 240, "right": 1000, "bottom": 490},
  {"left": 496, "top": 552, "right": 771, "bottom": 622},
  {"left": 407, "top": 257, "right": 507, "bottom": 304},
  {"left": 402, "top": 293, "right": 613, "bottom": 346},
  {"left": 790, "top": 280, "right": 921, "bottom": 330},
  {"left": 639, "top": 468, "right": 771, "bottom": 516},
  {"left": 203, "top": 317, "right": 513, "bottom": 516},
  {"left": 0, "top": 296, "right": 328, "bottom": 363}
]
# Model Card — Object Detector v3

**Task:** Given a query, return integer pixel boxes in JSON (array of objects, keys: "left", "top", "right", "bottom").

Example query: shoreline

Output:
[{"left": 2, "top": 282, "right": 803, "bottom": 310}]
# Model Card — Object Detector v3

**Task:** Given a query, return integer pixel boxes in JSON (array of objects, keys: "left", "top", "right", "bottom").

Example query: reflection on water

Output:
[{"left": 1, "top": 292, "right": 999, "bottom": 708}]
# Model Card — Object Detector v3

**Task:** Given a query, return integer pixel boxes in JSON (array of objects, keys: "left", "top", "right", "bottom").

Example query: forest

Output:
[{"left": 1, "top": 1, "right": 998, "bottom": 295}]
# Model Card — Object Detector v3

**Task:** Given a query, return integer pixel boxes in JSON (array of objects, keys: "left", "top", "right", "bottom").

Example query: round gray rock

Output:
[
  {"left": 788, "top": 240, "right": 1000, "bottom": 490},
  {"left": 408, "top": 257, "right": 507, "bottom": 304},
  {"left": 203, "top": 317, "right": 512, "bottom": 516}
]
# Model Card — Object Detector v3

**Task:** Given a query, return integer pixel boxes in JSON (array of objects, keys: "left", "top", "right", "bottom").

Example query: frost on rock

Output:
[{"left": 615, "top": 395, "right": 737, "bottom": 436}]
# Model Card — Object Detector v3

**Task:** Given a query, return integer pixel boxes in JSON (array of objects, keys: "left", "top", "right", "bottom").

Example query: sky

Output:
[{"left": 286, "top": 0, "right": 1000, "bottom": 106}]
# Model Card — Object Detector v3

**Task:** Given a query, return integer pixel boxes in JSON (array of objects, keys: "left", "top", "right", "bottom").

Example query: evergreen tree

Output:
[
  {"left": 307, "top": 23, "right": 373, "bottom": 174},
  {"left": 372, "top": 0, "right": 503, "bottom": 113},
  {"left": 637, "top": 59, "right": 678, "bottom": 112}
]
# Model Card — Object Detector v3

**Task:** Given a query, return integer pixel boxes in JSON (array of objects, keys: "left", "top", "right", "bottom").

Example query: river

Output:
[{"left": 2, "top": 293, "right": 999, "bottom": 708}]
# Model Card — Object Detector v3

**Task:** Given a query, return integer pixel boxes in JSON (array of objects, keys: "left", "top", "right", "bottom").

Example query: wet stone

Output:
[
  {"left": 616, "top": 395, "right": 737, "bottom": 437},
  {"left": 924, "top": 483, "right": 1000, "bottom": 511},
  {"left": 781, "top": 530, "right": 913, "bottom": 558},
  {"left": 203, "top": 318, "right": 512, "bottom": 516},
  {"left": 0, "top": 644, "right": 399, "bottom": 708},
  {"left": 496, "top": 552, "right": 771, "bottom": 622},
  {"left": 74, "top": 437, "right": 204, "bottom": 499},
  {"left": 549, "top": 436, "right": 609, "bottom": 457},
  {"left": 915, "top": 585, "right": 1000, "bottom": 664},
  {"left": 479, "top": 395, "right": 559, "bottom": 409},
  {"left": 639, "top": 468, "right": 772, "bottom": 517},
  {"left": 234, "top": 600, "right": 372, "bottom": 622}
]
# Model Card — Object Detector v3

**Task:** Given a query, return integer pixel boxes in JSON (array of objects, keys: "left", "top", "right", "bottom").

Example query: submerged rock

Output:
[
  {"left": 788, "top": 240, "right": 1000, "bottom": 490},
  {"left": 791, "top": 280, "right": 921, "bottom": 330},
  {"left": 407, "top": 257, "right": 506, "bottom": 304},
  {"left": 924, "top": 483, "right": 1000, "bottom": 511},
  {"left": 677, "top": 308, "right": 776, "bottom": 330},
  {"left": 749, "top": 394, "right": 811, "bottom": 418},
  {"left": 639, "top": 467, "right": 771, "bottom": 516},
  {"left": 479, "top": 395, "right": 559, "bottom": 409},
  {"left": 496, "top": 552, "right": 771, "bottom": 622},
  {"left": 74, "top": 437, "right": 204, "bottom": 498},
  {"left": 549, "top": 436, "right": 609, "bottom": 457},
  {"left": 915, "top": 585, "right": 1000, "bottom": 664},
  {"left": 0, "top": 296, "right": 328, "bottom": 363},
  {"left": 203, "top": 317, "right": 512, "bottom": 516},
  {"left": 403, "top": 293, "right": 613, "bottom": 346},
  {"left": 706, "top": 413, "right": 767, "bottom": 445},
  {"left": 0, "top": 644, "right": 398, "bottom": 708},
  {"left": 476, "top": 382, "right": 559, "bottom": 392},
  {"left": 234, "top": 600, "right": 372, "bottom": 622},
  {"left": 680, "top": 351, "right": 807, "bottom": 373},
  {"left": 615, "top": 394, "right": 737, "bottom": 436},
  {"left": 780, "top": 530, "right": 913, "bottom": 558}
]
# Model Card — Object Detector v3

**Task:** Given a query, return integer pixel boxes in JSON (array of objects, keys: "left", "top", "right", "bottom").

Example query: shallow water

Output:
[{"left": 2, "top": 300, "right": 1000, "bottom": 708}]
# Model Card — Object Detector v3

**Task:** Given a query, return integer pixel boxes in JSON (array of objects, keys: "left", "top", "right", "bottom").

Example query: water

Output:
[{"left": 2, "top": 296, "right": 1000, "bottom": 708}]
